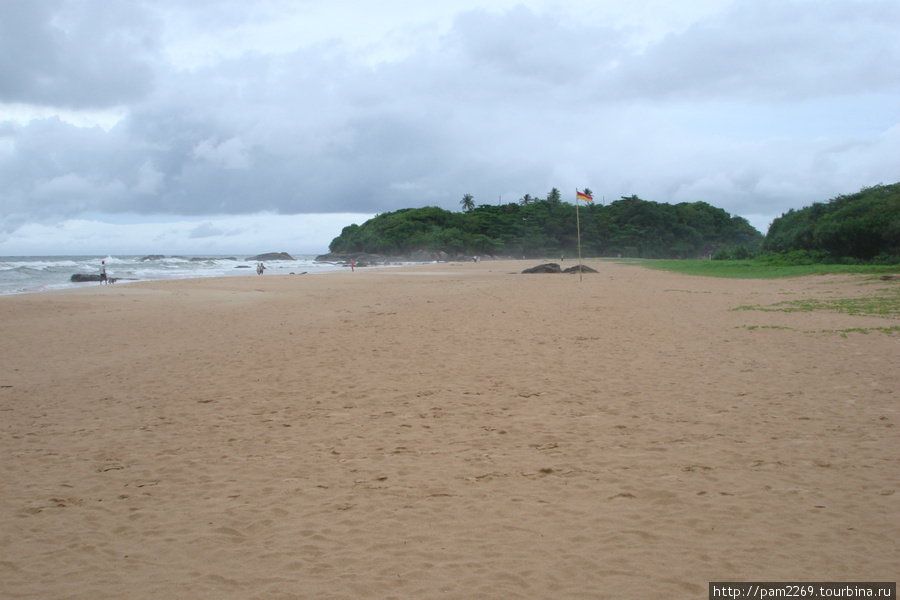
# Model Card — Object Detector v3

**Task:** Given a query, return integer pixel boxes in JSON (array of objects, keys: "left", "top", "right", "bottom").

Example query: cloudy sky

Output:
[{"left": 1, "top": 0, "right": 898, "bottom": 255}]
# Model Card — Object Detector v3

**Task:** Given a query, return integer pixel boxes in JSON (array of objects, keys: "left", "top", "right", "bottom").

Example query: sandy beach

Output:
[{"left": 1, "top": 259, "right": 897, "bottom": 599}]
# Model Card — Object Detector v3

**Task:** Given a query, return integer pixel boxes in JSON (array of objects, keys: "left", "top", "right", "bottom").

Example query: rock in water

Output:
[{"left": 248, "top": 252, "right": 294, "bottom": 261}]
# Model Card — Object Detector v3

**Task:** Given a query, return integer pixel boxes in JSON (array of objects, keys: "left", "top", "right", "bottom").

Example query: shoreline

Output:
[
  {"left": 0, "top": 254, "right": 352, "bottom": 297},
  {"left": 2, "top": 259, "right": 897, "bottom": 599},
  {"left": 0, "top": 256, "right": 573, "bottom": 298}
]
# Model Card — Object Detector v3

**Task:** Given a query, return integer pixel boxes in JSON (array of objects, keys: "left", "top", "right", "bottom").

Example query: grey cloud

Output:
[
  {"left": 0, "top": 0, "right": 159, "bottom": 108},
  {"left": 1, "top": 117, "right": 130, "bottom": 222},
  {"left": 447, "top": 6, "right": 621, "bottom": 86},
  {"left": 188, "top": 222, "right": 224, "bottom": 238},
  {"left": 612, "top": 0, "right": 900, "bottom": 101},
  {"left": 1, "top": 0, "right": 897, "bottom": 240}
]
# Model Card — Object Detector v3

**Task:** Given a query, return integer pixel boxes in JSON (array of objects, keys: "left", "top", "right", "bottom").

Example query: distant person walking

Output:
[
  {"left": 100, "top": 260, "right": 108, "bottom": 285},
  {"left": 256, "top": 262, "right": 266, "bottom": 275},
  {"left": 350, "top": 260, "right": 355, "bottom": 272}
]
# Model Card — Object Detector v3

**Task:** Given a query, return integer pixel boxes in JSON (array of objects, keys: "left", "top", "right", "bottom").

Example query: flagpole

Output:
[{"left": 575, "top": 188, "right": 584, "bottom": 282}]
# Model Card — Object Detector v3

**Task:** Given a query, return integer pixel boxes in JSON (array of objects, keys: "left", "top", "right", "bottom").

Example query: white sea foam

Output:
[{"left": 0, "top": 255, "right": 354, "bottom": 296}]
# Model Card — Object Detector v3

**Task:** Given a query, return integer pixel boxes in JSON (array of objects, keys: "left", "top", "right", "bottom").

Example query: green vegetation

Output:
[
  {"left": 647, "top": 252, "right": 900, "bottom": 337},
  {"left": 737, "top": 324, "right": 900, "bottom": 336},
  {"left": 329, "top": 194, "right": 762, "bottom": 258},
  {"left": 763, "top": 182, "right": 900, "bottom": 262},
  {"left": 640, "top": 260, "right": 899, "bottom": 279},
  {"left": 813, "top": 326, "right": 900, "bottom": 336},
  {"left": 732, "top": 284, "right": 900, "bottom": 318},
  {"left": 729, "top": 273, "right": 900, "bottom": 336},
  {"left": 329, "top": 182, "right": 900, "bottom": 267}
]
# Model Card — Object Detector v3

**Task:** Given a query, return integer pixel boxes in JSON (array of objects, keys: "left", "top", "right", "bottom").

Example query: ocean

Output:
[{"left": 0, "top": 254, "right": 357, "bottom": 296}]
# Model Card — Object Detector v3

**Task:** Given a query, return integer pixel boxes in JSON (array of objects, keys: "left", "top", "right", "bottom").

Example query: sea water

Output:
[{"left": 0, "top": 255, "right": 354, "bottom": 296}]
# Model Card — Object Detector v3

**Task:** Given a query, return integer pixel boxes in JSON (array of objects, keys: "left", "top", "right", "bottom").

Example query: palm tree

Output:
[
  {"left": 460, "top": 193, "right": 475, "bottom": 212},
  {"left": 519, "top": 194, "right": 534, "bottom": 205}
]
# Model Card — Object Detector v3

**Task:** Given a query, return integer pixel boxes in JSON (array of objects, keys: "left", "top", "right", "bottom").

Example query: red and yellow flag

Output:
[{"left": 576, "top": 190, "right": 593, "bottom": 202}]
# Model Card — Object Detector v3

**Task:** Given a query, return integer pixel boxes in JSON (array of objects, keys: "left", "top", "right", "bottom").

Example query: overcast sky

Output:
[{"left": 1, "top": 0, "right": 898, "bottom": 255}]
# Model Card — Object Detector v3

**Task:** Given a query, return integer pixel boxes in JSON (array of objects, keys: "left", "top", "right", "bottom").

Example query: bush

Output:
[
  {"left": 871, "top": 253, "right": 900, "bottom": 266},
  {"left": 763, "top": 182, "right": 900, "bottom": 260},
  {"left": 731, "top": 245, "right": 750, "bottom": 260},
  {"left": 758, "top": 249, "right": 831, "bottom": 266}
]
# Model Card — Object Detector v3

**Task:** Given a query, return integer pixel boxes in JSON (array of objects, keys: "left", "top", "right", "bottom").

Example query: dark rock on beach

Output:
[
  {"left": 522, "top": 263, "right": 562, "bottom": 274},
  {"left": 563, "top": 265, "right": 598, "bottom": 274},
  {"left": 247, "top": 252, "right": 294, "bottom": 261},
  {"left": 522, "top": 263, "right": 598, "bottom": 274},
  {"left": 315, "top": 252, "right": 395, "bottom": 265},
  {"left": 316, "top": 251, "right": 471, "bottom": 264},
  {"left": 316, "top": 252, "right": 380, "bottom": 262},
  {"left": 407, "top": 249, "right": 444, "bottom": 262},
  {"left": 70, "top": 274, "right": 127, "bottom": 283}
]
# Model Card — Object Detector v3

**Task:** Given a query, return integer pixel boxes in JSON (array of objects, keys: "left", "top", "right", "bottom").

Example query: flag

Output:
[{"left": 576, "top": 190, "right": 593, "bottom": 203}]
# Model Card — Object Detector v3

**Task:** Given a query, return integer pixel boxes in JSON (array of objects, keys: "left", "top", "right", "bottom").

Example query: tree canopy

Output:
[
  {"left": 329, "top": 194, "right": 763, "bottom": 259},
  {"left": 763, "top": 183, "right": 900, "bottom": 262}
]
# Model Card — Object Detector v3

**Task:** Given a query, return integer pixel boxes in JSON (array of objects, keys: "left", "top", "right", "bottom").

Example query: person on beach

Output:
[
  {"left": 350, "top": 260, "right": 355, "bottom": 272},
  {"left": 256, "top": 262, "right": 266, "bottom": 275},
  {"left": 100, "top": 261, "right": 108, "bottom": 284}
]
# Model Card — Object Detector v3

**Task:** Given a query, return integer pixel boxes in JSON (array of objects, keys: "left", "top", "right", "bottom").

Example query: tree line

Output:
[
  {"left": 329, "top": 190, "right": 763, "bottom": 259},
  {"left": 762, "top": 182, "right": 900, "bottom": 264}
]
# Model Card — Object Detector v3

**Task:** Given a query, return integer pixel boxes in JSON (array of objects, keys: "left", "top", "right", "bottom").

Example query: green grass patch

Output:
[
  {"left": 638, "top": 259, "right": 900, "bottom": 333},
  {"left": 638, "top": 259, "right": 900, "bottom": 279},
  {"left": 739, "top": 324, "right": 900, "bottom": 336},
  {"left": 733, "top": 289, "right": 900, "bottom": 318},
  {"left": 811, "top": 326, "right": 900, "bottom": 336}
]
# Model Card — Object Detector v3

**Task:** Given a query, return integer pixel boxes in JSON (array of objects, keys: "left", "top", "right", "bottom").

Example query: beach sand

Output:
[{"left": 1, "top": 260, "right": 897, "bottom": 599}]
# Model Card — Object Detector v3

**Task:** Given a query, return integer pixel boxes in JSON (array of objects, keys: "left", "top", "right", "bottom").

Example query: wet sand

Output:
[{"left": 1, "top": 260, "right": 897, "bottom": 599}]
